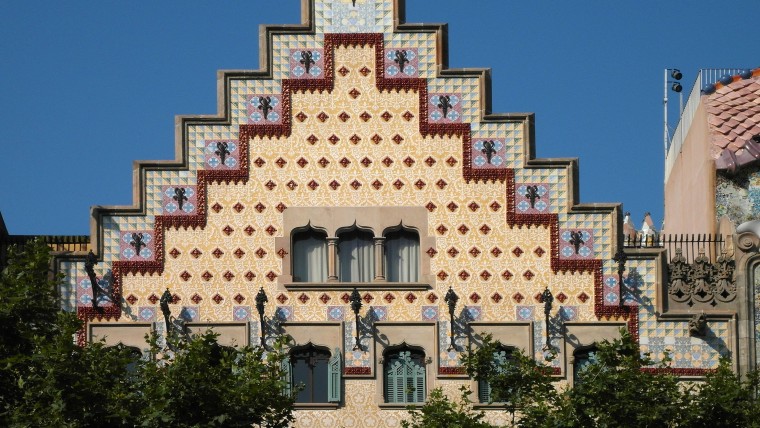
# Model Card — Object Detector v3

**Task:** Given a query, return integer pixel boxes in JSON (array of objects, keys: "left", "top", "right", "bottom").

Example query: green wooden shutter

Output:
[
  {"left": 480, "top": 349, "right": 509, "bottom": 403},
  {"left": 412, "top": 362, "right": 425, "bottom": 403},
  {"left": 327, "top": 348, "right": 342, "bottom": 402},
  {"left": 280, "top": 354, "right": 291, "bottom": 396},
  {"left": 478, "top": 378, "right": 491, "bottom": 403}
]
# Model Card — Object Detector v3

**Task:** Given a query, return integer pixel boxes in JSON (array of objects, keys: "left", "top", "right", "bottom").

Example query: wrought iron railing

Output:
[{"left": 624, "top": 233, "right": 728, "bottom": 264}]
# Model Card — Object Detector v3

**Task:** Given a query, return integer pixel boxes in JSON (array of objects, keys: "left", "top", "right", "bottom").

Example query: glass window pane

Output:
[
  {"left": 292, "top": 229, "right": 327, "bottom": 282},
  {"left": 385, "top": 229, "right": 419, "bottom": 282},
  {"left": 338, "top": 229, "right": 374, "bottom": 282}
]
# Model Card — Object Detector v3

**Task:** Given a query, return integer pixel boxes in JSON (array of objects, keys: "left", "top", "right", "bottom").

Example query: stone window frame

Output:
[{"left": 276, "top": 206, "right": 435, "bottom": 290}]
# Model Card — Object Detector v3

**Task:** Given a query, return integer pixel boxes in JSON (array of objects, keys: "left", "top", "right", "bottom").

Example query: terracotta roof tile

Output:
[{"left": 705, "top": 69, "right": 760, "bottom": 171}]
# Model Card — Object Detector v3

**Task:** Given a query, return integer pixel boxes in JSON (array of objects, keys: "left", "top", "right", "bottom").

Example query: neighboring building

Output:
[
  {"left": 3, "top": 1, "right": 743, "bottom": 426},
  {"left": 663, "top": 67, "right": 760, "bottom": 372}
]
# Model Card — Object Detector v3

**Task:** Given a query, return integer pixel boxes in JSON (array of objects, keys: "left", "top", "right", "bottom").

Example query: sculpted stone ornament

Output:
[
  {"left": 173, "top": 187, "right": 188, "bottom": 211},
  {"left": 300, "top": 51, "right": 315, "bottom": 74},
  {"left": 393, "top": 50, "right": 409, "bottom": 74},
  {"left": 130, "top": 233, "right": 146, "bottom": 256},
  {"left": 689, "top": 312, "right": 707, "bottom": 336},
  {"left": 215, "top": 142, "right": 230, "bottom": 165},
  {"left": 667, "top": 247, "right": 736, "bottom": 307},
  {"left": 481, "top": 140, "right": 497, "bottom": 164},
  {"left": 257, "top": 96, "right": 273, "bottom": 121},
  {"left": 713, "top": 250, "right": 736, "bottom": 303},
  {"left": 569, "top": 231, "right": 585, "bottom": 254},
  {"left": 525, "top": 185, "right": 540, "bottom": 208},
  {"left": 437, "top": 95, "right": 452, "bottom": 119},
  {"left": 667, "top": 248, "right": 691, "bottom": 303}
]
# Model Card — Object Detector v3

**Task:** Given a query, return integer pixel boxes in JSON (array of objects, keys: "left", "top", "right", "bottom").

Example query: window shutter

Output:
[
  {"left": 327, "top": 348, "right": 342, "bottom": 402},
  {"left": 280, "top": 355, "right": 291, "bottom": 396},
  {"left": 413, "top": 363, "right": 425, "bottom": 403},
  {"left": 478, "top": 378, "right": 491, "bottom": 403}
]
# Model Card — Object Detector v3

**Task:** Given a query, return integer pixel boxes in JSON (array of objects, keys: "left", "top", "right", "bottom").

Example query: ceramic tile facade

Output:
[{"left": 57, "top": 1, "right": 735, "bottom": 424}]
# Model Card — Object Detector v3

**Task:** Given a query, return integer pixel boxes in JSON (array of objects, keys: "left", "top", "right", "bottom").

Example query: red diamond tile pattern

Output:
[
  {"left": 276, "top": 203, "right": 287, "bottom": 212},
  {"left": 234, "top": 294, "right": 245, "bottom": 304},
  {"left": 392, "top": 134, "right": 403, "bottom": 144},
  {"left": 338, "top": 112, "right": 350, "bottom": 122},
  {"left": 233, "top": 202, "right": 245, "bottom": 213},
  {"left": 426, "top": 247, "right": 438, "bottom": 257},
  {"left": 384, "top": 293, "right": 395, "bottom": 303},
  {"left": 202, "top": 271, "right": 213, "bottom": 281},
  {"left": 126, "top": 294, "right": 138, "bottom": 305},
  {"left": 244, "top": 271, "right": 256, "bottom": 281},
  {"left": 222, "top": 225, "right": 234, "bottom": 236},
  {"left": 425, "top": 156, "right": 436, "bottom": 166},
  {"left": 348, "top": 88, "right": 360, "bottom": 98},
  {"left": 362, "top": 293, "right": 373, "bottom": 303},
  {"left": 148, "top": 294, "right": 159, "bottom": 304},
  {"left": 275, "top": 157, "right": 287, "bottom": 168},
  {"left": 436, "top": 225, "right": 448, "bottom": 235},
  {"left": 427, "top": 293, "right": 438, "bottom": 303},
  {"left": 329, "top": 180, "right": 340, "bottom": 190},
  {"left": 318, "top": 157, "right": 330, "bottom": 167},
  {"left": 414, "top": 179, "right": 426, "bottom": 189},
  {"left": 512, "top": 292, "right": 524, "bottom": 303},
  {"left": 402, "top": 111, "right": 414, "bottom": 121},
  {"left": 297, "top": 158, "right": 308, "bottom": 167},
  {"left": 359, "top": 66, "right": 371, "bottom": 76},
  {"left": 361, "top": 157, "right": 372, "bottom": 167},
  {"left": 447, "top": 247, "right": 459, "bottom": 258},
  {"left": 307, "top": 135, "right": 319, "bottom": 145},
  {"left": 371, "top": 134, "right": 382, "bottom": 144},
  {"left": 393, "top": 179, "right": 404, "bottom": 189},
  {"left": 403, "top": 156, "right": 415, "bottom": 167},
  {"left": 223, "top": 271, "right": 234, "bottom": 281},
  {"left": 211, "top": 203, "right": 223, "bottom": 213},
  {"left": 405, "top": 293, "right": 417, "bottom": 303},
  {"left": 556, "top": 292, "right": 567, "bottom": 303},
  {"left": 265, "top": 225, "right": 277, "bottom": 236},
  {"left": 320, "top": 294, "right": 331, "bottom": 304},
  {"left": 169, "top": 248, "right": 180, "bottom": 258},
  {"left": 350, "top": 134, "right": 361, "bottom": 144},
  {"left": 317, "top": 112, "right": 329, "bottom": 122},
  {"left": 447, "top": 202, "right": 458, "bottom": 212},
  {"left": 457, "top": 225, "right": 470, "bottom": 235},
  {"left": 534, "top": 247, "right": 546, "bottom": 257},
  {"left": 491, "top": 292, "right": 502, "bottom": 303},
  {"left": 578, "top": 292, "right": 590, "bottom": 303},
  {"left": 491, "top": 247, "right": 503, "bottom": 257},
  {"left": 372, "top": 180, "right": 383, "bottom": 190},
  {"left": 341, "top": 293, "right": 351, "bottom": 303},
  {"left": 298, "top": 293, "right": 309, "bottom": 304},
  {"left": 286, "top": 180, "right": 298, "bottom": 190},
  {"left": 277, "top": 248, "right": 288, "bottom": 258},
  {"left": 436, "top": 179, "right": 447, "bottom": 189},
  {"left": 382, "top": 157, "right": 393, "bottom": 167},
  {"left": 469, "top": 292, "right": 480, "bottom": 303},
  {"left": 350, "top": 180, "right": 361, "bottom": 189},
  {"left": 480, "top": 270, "right": 491, "bottom": 280},
  {"left": 502, "top": 270, "right": 513, "bottom": 280},
  {"left": 191, "top": 293, "right": 202, "bottom": 304},
  {"left": 277, "top": 294, "right": 288, "bottom": 304},
  {"left": 264, "top": 181, "right": 276, "bottom": 190},
  {"left": 255, "top": 248, "right": 267, "bottom": 258},
  {"left": 266, "top": 271, "right": 277, "bottom": 281},
  {"left": 446, "top": 157, "right": 457, "bottom": 166},
  {"left": 212, "top": 294, "right": 223, "bottom": 304},
  {"left": 180, "top": 271, "right": 192, "bottom": 281},
  {"left": 490, "top": 201, "right": 501, "bottom": 211},
  {"left": 255, "top": 203, "right": 266, "bottom": 213},
  {"left": 244, "top": 226, "right": 255, "bottom": 236},
  {"left": 381, "top": 111, "right": 392, "bottom": 121},
  {"left": 254, "top": 157, "right": 265, "bottom": 167},
  {"left": 468, "top": 202, "right": 480, "bottom": 212},
  {"left": 425, "top": 202, "right": 437, "bottom": 212},
  {"left": 307, "top": 180, "right": 319, "bottom": 190},
  {"left": 512, "top": 247, "right": 523, "bottom": 257},
  {"left": 212, "top": 248, "right": 223, "bottom": 258},
  {"left": 458, "top": 270, "right": 470, "bottom": 280},
  {"left": 338, "top": 66, "right": 350, "bottom": 76},
  {"left": 360, "top": 112, "right": 371, "bottom": 122},
  {"left": 469, "top": 247, "right": 481, "bottom": 257},
  {"left": 437, "top": 271, "right": 449, "bottom": 280},
  {"left": 295, "top": 112, "right": 307, "bottom": 122},
  {"left": 523, "top": 270, "right": 535, "bottom": 280}
]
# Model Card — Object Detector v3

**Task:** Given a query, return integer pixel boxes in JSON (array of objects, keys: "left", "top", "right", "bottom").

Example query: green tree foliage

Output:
[
  {"left": 0, "top": 240, "right": 295, "bottom": 427},
  {"left": 402, "top": 387, "right": 495, "bottom": 428},
  {"left": 460, "top": 335, "right": 558, "bottom": 426},
  {"left": 681, "top": 359, "right": 760, "bottom": 428}
]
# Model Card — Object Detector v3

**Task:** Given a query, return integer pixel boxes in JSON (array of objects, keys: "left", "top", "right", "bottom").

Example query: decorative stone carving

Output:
[
  {"left": 666, "top": 248, "right": 736, "bottom": 306},
  {"left": 689, "top": 312, "right": 707, "bottom": 337}
]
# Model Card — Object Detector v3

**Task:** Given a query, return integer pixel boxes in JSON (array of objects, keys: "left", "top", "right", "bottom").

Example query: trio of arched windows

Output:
[{"left": 291, "top": 227, "right": 420, "bottom": 283}]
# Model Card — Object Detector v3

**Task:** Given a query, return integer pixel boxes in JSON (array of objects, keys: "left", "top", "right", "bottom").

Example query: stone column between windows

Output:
[
  {"left": 327, "top": 237, "right": 338, "bottom": 282},
  {"left": 373, "top": 237, "right": 386, "bottom": 282}
]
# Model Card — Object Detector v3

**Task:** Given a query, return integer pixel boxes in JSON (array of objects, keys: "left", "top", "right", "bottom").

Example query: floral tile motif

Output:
[
  {"left": 247, "top": 95, "right": 282, "bottom": 124},
  {"left": 178, "top": 306, "right": 199, "bottom": 322},
  {"left": 462, "top": 305, "right": 482, "bottom": 321},
  {"left": 559, "top": 306, "right": 578, "bottom": 321},
  {"left": 119, "top": 231, "right": 155, "bottom": 261},
  {"left": 559, "top": 229, "right": 594, "bottom": 260},
  {"left": 162, "top": 186, "right": 197, "bottom": 215},
  {"left": 76, "top": 274, "right": 113, "bottom": 308},
  {"left": 603, "top": 275, "right": 620, "bottom": 305},
  {"left": 421, "top": 305, "right": 438, "bottom": 321},
  {"left": 429, "top": 93, "right": 462, "bottom": 123},
  {"left": 138, "top": 306, "right": 156, "bottom": 322},
  {"left": 205, "top": 140, "right": 238, "bottom": 169},
  {"left": 327, "top": 306, "right": 345, "bottom": 321},
  {"left": 516, "top": 305, "right": 534, "bottom": 321},
  {"left": 384, "top": 48, "right": 418, "bottom": 77},
  {"left": 275, "top": 306, "right": 293, "bottom": 322},
  {"left": 368, "top": 306, "right": 387, "bottom": 321},
  {"left": 472, "top": 138, "right": 508, "bottom": 168},
  {"left": 515, "top": 183, "right": 550, "bottom": 213},
  {"left": 289, "top": 49, "right": 324, "bottom": 79},
  {"left": 233, "top": 306, "right": 251, "bottom": 321}
]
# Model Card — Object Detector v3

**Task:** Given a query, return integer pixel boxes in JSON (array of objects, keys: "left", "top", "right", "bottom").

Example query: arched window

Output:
[
  {"left": 337, "top": 228, "right": 374, "bottom": 282},
  {"left": 282, "top": 345, "right": 342, "bottom": 403},
  {"left": 292, "top": 228, "right": 327, "bottom": 282},
  {"left": 478, "top": 346, "right": 514, "bottom": 403},
  {"left": 573, "top": 346, "right": 598, "bottom": 385},
  {"left": 384, "top": 228, "right": 419, "bottom": 282},
  {"left": 384, "top": 347, "right": 426, "bottom": 403}
]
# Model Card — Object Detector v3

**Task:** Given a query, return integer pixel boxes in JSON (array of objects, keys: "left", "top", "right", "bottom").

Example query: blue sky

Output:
[{"left": 1, "top": 0, "right": 757, "bottom": 235}]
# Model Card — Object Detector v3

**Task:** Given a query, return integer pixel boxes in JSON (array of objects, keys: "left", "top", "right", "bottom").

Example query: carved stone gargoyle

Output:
[{"left": 688, "top": 312, "right": 707, "bottom": 337}]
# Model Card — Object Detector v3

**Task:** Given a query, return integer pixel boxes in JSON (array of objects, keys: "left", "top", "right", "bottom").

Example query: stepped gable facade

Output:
[{"left": 51, "top": 1, "right": 735, "bottom": 425}]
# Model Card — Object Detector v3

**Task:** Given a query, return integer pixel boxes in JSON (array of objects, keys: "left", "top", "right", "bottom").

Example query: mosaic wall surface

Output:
[
  {"left": 63, "top": 0, "right": 733, "bottom": 423},
  {"left": 716, "top": 167, "right": 760, "bottom": 226}
]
